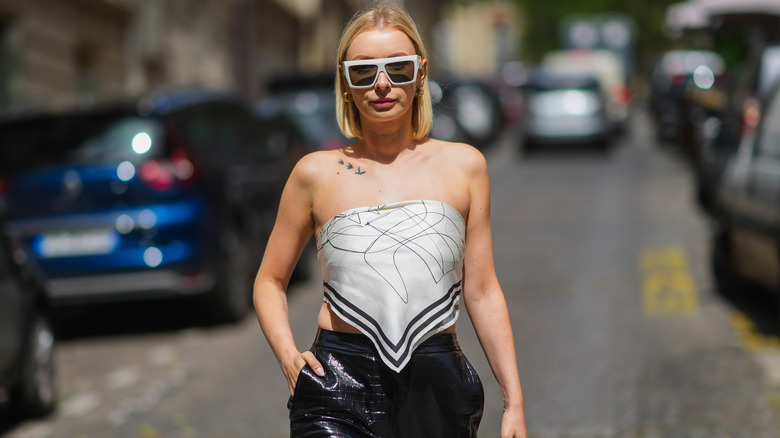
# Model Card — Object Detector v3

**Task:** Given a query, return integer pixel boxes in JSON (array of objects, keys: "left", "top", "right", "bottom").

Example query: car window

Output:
[
  {"left": 287, "top": 107, "right": 340, "bottom": 143},
  {"left": 0, "top": 113, "right": 163, "bottom": 177},
  {"left": 213, "top": 105, "right": 270, "bottom": 155},
  {"left": 529, "top": 81, "right": 600, "bottom": 93},
  {"left": 757, "top": 46, "right": 780, "bottom": 99},
  {"left": 175, "top": 108, "right": 212, "bottom": 156},
  {"left": 67, "top": 118, "right": 163, "bottom": 164},
  {"left": 175, "top": 103, "right": 276, "bottom": 161},
  {"left": 757, "top": 89, "right": 780, "bottom": 159},
  {"left": 210, "top": 105, "right": 244, "bottom": 154}
]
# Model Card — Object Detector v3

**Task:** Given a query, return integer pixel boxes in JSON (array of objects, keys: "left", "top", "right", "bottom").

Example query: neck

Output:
[{"left": 357, "top": 122, "right": 417, "bottom": 164}]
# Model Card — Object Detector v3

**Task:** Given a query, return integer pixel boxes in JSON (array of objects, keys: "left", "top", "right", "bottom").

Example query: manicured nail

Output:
[{"left": 315, "top": 367, "right": 325, "bottom": 377}]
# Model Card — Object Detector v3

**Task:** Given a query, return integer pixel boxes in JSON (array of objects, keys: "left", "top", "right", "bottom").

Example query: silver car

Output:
[{"left": 521, "top": 70, "right": 612, "bottom": 153}]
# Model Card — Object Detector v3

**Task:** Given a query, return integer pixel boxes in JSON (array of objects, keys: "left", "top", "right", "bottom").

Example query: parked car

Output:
[
  {"left": 648, "top": 49, "right": 727, "bottom": 154},
  {"left": 0, "top": 88, "right": 289, "bottom": 323},
  {"left": 256, "top": 73, "right": 351, "bottom": 163},
  {"left": 428, "top": 80, "right": 470, "bottom": 145},
  {"left": 520, "top": 69, "right": 612, "bottom": 152},
  {"left": 491, "top": 61, "right": 529, "bottom": 128},
  {"left": 258, "top": 73, "right": 502, "bottom": 151},
  {"left": 542, "top": 49, "right": 632, "bottom": 134},
  {"left": 695, "top": 45, "right": 780, "bottom": 215},
  {"left": 712, "top": 78, "right": 780, "bottom": 299},
  {"left": 433, "top": 79, "right": 503, "bottom": 149},
  {"left": 257, "top": 89, "right": 347, "bottom": 154},
  {"left": 0, "top": 196, "right": 57, "bottom": 419}
]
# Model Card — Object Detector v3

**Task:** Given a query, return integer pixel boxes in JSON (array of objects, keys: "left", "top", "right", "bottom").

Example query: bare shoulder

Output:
[
  {"left": 289, "top": 149, "right": 340, "bottom": 187},
  {"left": 425, "top": 138, "right": 487, "bottom": 175},
  {"left": 292, "top": 149, "right": 336, "bottom": 174}
]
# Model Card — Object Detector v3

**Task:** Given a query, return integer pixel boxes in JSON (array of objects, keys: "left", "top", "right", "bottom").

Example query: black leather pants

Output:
[{"left": 288, "top": 329, "right": 484, "bottom": 437}]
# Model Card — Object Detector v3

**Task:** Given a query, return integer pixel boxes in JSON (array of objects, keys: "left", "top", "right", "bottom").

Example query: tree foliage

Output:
[{"left": 515, "top": 0, "right": 682, "bottom": 71}]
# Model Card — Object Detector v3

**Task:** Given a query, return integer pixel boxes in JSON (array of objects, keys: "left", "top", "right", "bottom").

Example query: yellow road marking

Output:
[
  {"left": 640, "top": 247, "right": 699, "bottom": 316},
  {"left": 732, "top": 311, "right": 780, "bottom": 350}
]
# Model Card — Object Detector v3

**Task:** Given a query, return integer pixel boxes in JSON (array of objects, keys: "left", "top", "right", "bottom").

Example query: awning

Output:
[
  {"left": 696, "top": 0, "right": 780, "bottom": 17},
  {"left": 666, "top": 0, "right": 780, "bottom": 32}
]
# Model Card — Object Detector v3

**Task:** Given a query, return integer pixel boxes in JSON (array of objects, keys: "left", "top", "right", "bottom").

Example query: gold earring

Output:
[
  {"left": 415, "top": 88, "right": 424, "bottom": 97},
  {"left": 343, "top": 92, "right": 352, "bottom": 103}
]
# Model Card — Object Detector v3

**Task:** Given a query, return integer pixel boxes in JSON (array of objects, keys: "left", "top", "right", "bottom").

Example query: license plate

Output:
[{"left": 34, "top": 228, "right": 119, "bottom": 258}]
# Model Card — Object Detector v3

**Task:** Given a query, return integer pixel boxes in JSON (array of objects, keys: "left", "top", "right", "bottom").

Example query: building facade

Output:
[
  {"left": 0, "top": 0, "right": 365, "bottom": 115},
  {"left": 0, "top": 0, "right": 521, "bottom": 116}
]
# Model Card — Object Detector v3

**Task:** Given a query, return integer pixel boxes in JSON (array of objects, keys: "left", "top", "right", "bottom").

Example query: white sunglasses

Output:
[{"left": 342, "top": 55, "right": 421, "bottom": 89}]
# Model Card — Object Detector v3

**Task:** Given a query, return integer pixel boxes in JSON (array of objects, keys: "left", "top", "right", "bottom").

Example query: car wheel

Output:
[
  {"left": 205, "top": 223, "right": 253, "bottom": 324},
  {"left": 695, "top": 179, "right": 714, "bottom": 216},
  {"left": 10, "top": 312, "right": 57, "bottom": 418},
  {"left": 520, "top": 137, "right": 535, "bottom": 156},
  {"left": 711, "top": 224, "right": 737, "bottom": 295}
]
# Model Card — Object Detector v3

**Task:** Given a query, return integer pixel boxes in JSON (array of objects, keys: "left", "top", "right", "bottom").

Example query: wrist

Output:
[
  {"left": 503, "top": 401, "right": 524, "bottom": 411},
  {"left": 502, "top": 390, "right": 525, "bottom": 411},
  {"left": 501, "top": 386, "right": 524, "bottom": 410},
  {"left": 278, "top": 348, "right": 302, "bottom": 370}
]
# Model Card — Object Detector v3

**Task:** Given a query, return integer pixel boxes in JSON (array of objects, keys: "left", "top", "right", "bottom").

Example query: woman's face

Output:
[{"left": 343, "top": 28, "right": 426, "bottom": 127}]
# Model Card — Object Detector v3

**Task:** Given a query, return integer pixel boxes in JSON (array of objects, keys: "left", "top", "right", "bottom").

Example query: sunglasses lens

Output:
[
  {"left": 348, "top": 64, "right": 379, "bottom": 87},
  {"left": 386, "top": 60, "right": 416, "bottom": 84},
  {"left": 345, "top": 58, "right": 418, "bottom": 87}
]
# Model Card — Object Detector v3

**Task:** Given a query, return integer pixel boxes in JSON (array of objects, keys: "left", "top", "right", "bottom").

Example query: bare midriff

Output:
[{"left": 316, "top": 302, "right": 457, "bottom": 334}]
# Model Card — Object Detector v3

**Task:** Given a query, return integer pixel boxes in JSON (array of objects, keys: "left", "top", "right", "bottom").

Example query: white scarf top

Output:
[{"left": 316, "top": 200, "right": 466, "bottom": 372}]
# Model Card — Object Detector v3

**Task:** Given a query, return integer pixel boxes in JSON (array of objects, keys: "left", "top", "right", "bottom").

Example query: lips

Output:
[{"left": 372, "top": 98, "right": 396, "bottom": 107}]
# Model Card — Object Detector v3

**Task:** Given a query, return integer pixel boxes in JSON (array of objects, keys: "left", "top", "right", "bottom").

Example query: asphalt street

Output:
[{"left": 3, "top": 108, "right": 780, "bottom": 438}]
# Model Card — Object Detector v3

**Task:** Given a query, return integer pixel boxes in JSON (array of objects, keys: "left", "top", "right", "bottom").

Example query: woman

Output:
[{"left": 254, "top": 2, "right": 527, "bottom": 436}]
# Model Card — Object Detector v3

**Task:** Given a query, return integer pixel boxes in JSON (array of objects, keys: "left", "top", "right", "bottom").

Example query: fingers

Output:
[
  {"left": 286, "top": 351, "right": 326, "bottom": 396},
  {"left": 300, "top": 350, "right": 325, "bottom": 376},
  {"left": 500, "top": 408, "right": 527, "bottom": 438}
]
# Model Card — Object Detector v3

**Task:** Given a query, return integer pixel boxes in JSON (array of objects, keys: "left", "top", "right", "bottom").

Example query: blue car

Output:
[{"left": 0, "top": 89, "right": 289, "bottom": 323}]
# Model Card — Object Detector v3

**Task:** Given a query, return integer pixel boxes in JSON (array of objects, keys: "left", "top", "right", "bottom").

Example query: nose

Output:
[{"left": 375, "top": 71, "right": 391, "bottom": 89}]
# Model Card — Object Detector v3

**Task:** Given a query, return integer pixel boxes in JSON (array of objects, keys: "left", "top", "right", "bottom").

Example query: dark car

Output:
[
  {"left": 694, "top": 45, "right": 780, "bottom": 215},
  {"left": 712, "top": 78, "right": 780, "bottom": 299},
  {"left": 0, "top": 197, "right": 57, "bottom": 419},
  {"left": 0, "top": 88, "right": 289, "bottom": 323},
  {"left": 648, "top": 49, "right": 727, "bottom": 153},
  {"left": 257, "top": 89, "right": 348, "bottom": 155},
  {"left": 520, "top": 69, "right": 612, "bottom": 152},
  {"left": 429, "top": 79, "right": 503, "bottom": 149},
  {"left": 256, "top": 74, "right": 351, "bottom": 163},
  {"left": 257, "top": 73, "right": 502, "bottom": 153}
]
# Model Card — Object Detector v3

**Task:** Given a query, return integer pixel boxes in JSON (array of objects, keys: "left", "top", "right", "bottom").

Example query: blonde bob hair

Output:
[{"left": 335, "top": 2, "right": 433, "bottom": 140}]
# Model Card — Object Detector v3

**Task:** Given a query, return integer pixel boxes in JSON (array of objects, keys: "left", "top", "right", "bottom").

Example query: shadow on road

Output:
[
  {"left": 51, "top": 295, "right": 255, "bottom": 342},
  {"left": 518, "top": 139, "right": 618, "bottom": 160},
  {"left": 712, "top": 270, "right": 780, "bottom": 337},
  {"left": 47, "top": 272, "right": 323, "bottom": 341},
  {"left": 1, "top": 299, "right": 229, "bottom": 432},
  {"left": 0, "top": 414, "right": 30, "bottom": 436}
]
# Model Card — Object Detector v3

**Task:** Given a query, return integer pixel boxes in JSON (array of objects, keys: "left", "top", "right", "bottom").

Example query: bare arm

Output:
[
  {"left": 253, "top": 155, "right": 325, "bottom": 396},
  {"left": 460, "top": 147, "right": 527, "bottom": 437}
]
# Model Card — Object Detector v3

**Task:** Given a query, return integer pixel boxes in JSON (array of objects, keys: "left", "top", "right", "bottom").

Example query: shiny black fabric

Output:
[{"left": 288, "top": 329, "right": 484, "bottom": 437}]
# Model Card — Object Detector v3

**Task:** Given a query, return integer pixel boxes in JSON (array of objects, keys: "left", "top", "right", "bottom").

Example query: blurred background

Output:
[{"left": 3, "top": 0, "right": 780, "bottom": 437}]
